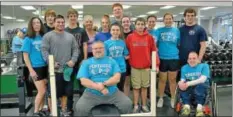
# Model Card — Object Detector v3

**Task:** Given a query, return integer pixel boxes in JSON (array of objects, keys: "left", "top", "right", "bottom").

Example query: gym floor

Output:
[{"left": 1, "top": 86, "right": 232, "bottom": 116}]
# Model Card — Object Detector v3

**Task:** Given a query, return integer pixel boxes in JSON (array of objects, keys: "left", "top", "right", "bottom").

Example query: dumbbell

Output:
[
  {"left": 226, "top": 52, "right": 232, "bottom": 60},
  {"left": 208, "top": 53, "right": 215, "bottom": 61},
  {"left": 215, "top": 69, "right": 222, "bottom": 77},
  {"left": 222, "top": 68, "right": 230, "bottom": 77}
]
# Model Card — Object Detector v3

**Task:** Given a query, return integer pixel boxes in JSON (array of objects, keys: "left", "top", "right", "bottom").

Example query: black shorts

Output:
[
  {"left": 159, "top": 59, "right": 180, "bottom": 72},
  {"left": 47, "top": 73, "right": 73, "bottom": 98},
  {"left": 33, "top": 66, "right": 48, "bottom": 81},
  {"left": 125, "top": 60, "right": 131, "bottom": 76}
]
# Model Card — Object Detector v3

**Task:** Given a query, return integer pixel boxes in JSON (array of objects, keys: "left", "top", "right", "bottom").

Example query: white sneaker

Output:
[
  {"left": 157, "top": 98, "right": 164, "bottom": 108},
  {"left": 170, "top": 98, "right": 175, "bottom": 108}
]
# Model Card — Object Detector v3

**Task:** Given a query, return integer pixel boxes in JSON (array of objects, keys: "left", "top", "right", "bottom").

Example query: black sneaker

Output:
[
  {"left": 33, "top": 112, "right": 41, "bottom": 116},
  {"left": 39, "top": 110, "right": 48, "bottom": 116}
]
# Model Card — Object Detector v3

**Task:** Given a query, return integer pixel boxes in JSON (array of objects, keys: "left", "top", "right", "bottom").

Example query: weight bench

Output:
[{"left": 90, "top": 104, "right": 120, "bottom": 116}]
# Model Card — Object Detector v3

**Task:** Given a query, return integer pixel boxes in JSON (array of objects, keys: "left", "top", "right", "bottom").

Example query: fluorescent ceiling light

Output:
[
  {"left": 137, "top": 15, "right": 147, "bottom": 17},
  {"left": 173, "top": 15, "right": 177, "bottom": 17},
  {"left": 72, "top": 5, "right": 83, "bottom": 9},
  {"left": 123, "top": 5, "right": 131, "bottom": 9},
  {"left": 41, "top": 16, "right": 45, "bottom": 19},
  {"left": 131, "top": 17, "right": 137, "bottom": 21},
  {"left": 147, "top": 11, "right": 158, "bottom": 15},
  {"left": 200, "top": 7, "right": 216, "bottom": 10},
  {"left": 78, "top": 18, "right": 83, "bottom": 20},
  {"left": 16, "top": 19, "right": 25, "bottom": 22},
  {"left": 21, "top": 6, "right": 36, "bottom": 10},
  {"left": 160, "top": 5, "right": 176, "bottom": 9},
  {"left": 157, "top": 17, "right": 163, "bottom": 20},
  {"left": 78, "top": 11, "right": 83, "bottom": 14},
  {"left": 196, "top": 15, "right": 204, "bottom": 18},
  {"left": 79, "top": 15, "right": 83, "bottom": 18},
  {"left": 33, "top": 10, "right": 39, "bottom": 15},
  {"left": 2, "top": 16, "right": 16, "bottom": 19},
  {"left": 179, "top": 12, "right": 184, "bottom": 15}
]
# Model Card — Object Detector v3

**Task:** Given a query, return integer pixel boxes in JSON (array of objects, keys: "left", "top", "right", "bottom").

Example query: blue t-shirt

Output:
[
  {"left": 104, "top": 39, "right": 129, "bottom": 73},
  {"left": 77, "top": 56, "right": 121, "bottom": 96},
  {"left": 95, "top": 32, "right": 111, "bottom": 42},
  {"left": 179, "top": 24, "right": 207, "bottom": 63},
  {"left": 148, "top": 29, "right": 158, "bottom": 43},
  {"left": 12, "top": 36, "right": 23, "bottom": 53},
  {"left": 156, "top": 27, "right": 180, "bottom": 60},
  {"left": 181, "top": 63, "right": 210, "bottom": 84},
  {"left": 21, "top": 35, "right": 46, "bottom": 68}
]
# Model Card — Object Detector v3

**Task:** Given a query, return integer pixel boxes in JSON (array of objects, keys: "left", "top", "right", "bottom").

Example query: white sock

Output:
[
  {"left": 159, "top": 97, "right": 163, "bottom": 100},
  {"left": 134, "top": 105, "right": 139, "bottom": 108},
  {"left": 197, "top": 104, "right": 203, "bottom": 110}
]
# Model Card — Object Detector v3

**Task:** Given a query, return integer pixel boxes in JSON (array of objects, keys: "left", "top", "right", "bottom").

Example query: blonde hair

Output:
[{"left": 84, "top": 15, "right": 94, "bottom": 22}]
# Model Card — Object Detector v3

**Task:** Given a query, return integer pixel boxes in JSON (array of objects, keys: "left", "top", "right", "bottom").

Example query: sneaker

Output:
[
  {"left": 181, "top": 105, "right": 191, "bottom": 116},
  {"left": 157, "top": 98, "right": 164, "bottom": 108},
  {"left": 60, "top": 109, "right": 70, "bottom": 117},
  {"left": 67, "top": 109, "right": 73, "bottom": 116},
  {"left": 141, "top": 106, "right": 150, "bottom": 113},
  {"left": 196, "top": 109, "right": 204, "bottom": 117},
  {"left": 133, "top": 106, "right": 140, "bottom": 113},
  {"left": 170, "top": 98, "right": 175, "bottom": 108},
  {"left": 39, "top": 109, "right": 49, "bottom": 116},
  {"left": 33, "top": 112, "right": 41, "bottom": 116}
]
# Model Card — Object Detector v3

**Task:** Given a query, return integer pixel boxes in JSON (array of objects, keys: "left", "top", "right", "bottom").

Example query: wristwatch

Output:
[{"left": 102, "top": 81, "right": 107, "bottom": 87}]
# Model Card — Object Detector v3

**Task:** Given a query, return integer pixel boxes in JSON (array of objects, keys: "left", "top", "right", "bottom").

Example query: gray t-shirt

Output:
[{"left": 41, "top": 31, "right": 79, "bottom": 72}]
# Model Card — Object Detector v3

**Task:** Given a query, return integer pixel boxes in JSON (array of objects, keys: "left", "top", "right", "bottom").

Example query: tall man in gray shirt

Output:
[{"left": 41, "top": 15, "right": 79, "bottom": 116}]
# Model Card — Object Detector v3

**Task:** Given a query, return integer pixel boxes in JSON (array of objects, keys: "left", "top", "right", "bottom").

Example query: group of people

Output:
[{"left": 11, "top": 2, "right": 210, "bottom": 117}]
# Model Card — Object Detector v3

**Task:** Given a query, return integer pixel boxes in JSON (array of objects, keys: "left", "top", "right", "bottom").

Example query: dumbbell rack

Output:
[{"left": 204, "top": 49, "right": 232, "bottom": 86}]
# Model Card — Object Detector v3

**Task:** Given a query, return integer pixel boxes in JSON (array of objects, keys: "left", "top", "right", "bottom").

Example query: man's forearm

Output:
[
  {"left": 199, "top": 42, "right": 207, "bottom": 61},
  {"left": 103, "top": 73, "right": 121, "bottom": 86},
  {"left": 80, "top": 78, "right": 100, "bottom": 90},
  {"left": 83, "top": 43, "right": 88, "bottom": 59}
]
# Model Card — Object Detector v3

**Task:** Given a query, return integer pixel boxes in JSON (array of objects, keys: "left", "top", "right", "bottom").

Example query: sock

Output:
[
  {"left": 197, "top": 104, "right": 203, "bottom": 111},
  {"left": 159, "top": 97, "right": 163, "bottom": 100},
  {"left": 134, "top": 105, "right": 139, "bottom": 109}
]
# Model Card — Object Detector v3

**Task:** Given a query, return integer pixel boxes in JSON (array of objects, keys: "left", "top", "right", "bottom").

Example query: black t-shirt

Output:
[
  {"left": 44, "top": 23, "right": 54, "bottom": 33},
  {"left": 65, "top": 26, "right": 88, "bottom": 60},
  {"left": 124, "top": 30, "right": 133, "bottom": 40}
]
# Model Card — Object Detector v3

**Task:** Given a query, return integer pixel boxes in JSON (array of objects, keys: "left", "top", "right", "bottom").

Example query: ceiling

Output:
[{"left": 1, "top": 5, "right": 232, "bottom": 24}]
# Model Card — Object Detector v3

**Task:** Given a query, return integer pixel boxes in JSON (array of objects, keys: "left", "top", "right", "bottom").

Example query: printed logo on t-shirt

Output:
[
  {"left": 73, "top": 33, "right": 82, "bottom": 48},
  {"left": 109, "top": 46, "right": 124, "bottom": 58},
  {"left": 32, "top": 40, "right": 42, "bottom": 51},
  {"left": 132, "top": 41, "right": 148, "bottom": 47},
  {"left": 189, "top": 30, "right": 195, "bottom": 35},
  {"left": 161, "top": 32, "right": 177, "bottom": 42},
  {"left": 89, "top": 64, "right": 111, "bottom": 76},
  {"left": 185, "top": 72, "right": 201, "bottom": 80}
]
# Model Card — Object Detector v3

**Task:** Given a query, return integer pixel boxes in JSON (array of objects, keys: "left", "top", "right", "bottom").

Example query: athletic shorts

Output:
[
  {"left": 47, "top": 73, "right": 72, "bottom": 98},
  {"left": 33, "top": 66, "right": 48, "bottom": 81},
  {"left": 159, "top": 59, "right": 180, "bottom": 72},
  {"left": 131, "top": 67, "right": 150, "bottom": 89}
]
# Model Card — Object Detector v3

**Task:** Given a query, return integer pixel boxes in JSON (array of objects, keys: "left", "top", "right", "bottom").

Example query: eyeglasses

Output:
[{"left": 92, "top": 47, "right": 104, "bottom": 50}]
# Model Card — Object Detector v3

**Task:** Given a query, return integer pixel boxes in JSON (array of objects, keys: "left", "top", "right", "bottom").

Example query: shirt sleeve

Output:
[
  {"left": 181, "top": 66, "right": 186, "bottom": 81},
  {"left": 41, "top": 34, "right": 50, "bottom": 63},
  {"left": 104, "top": 41, "right": 109, "bottom": 56},
  {"left": 201, "top": 64, "right": 210, "bottom": 78},
  {"left": 199, "top": 27, "right": 208, "bottom": 42},
  {"left": 111, "top": 58, "right": 121, "bottom": 74},
  {"left": 94, "top": 33, "right": 99, "bottom": 41},
  {"left": 77, "top": 60, "right": 90, "bottom": 79},
  {"left": 123, "top": 41, "right": 129, "bottom": 56},
  {"left": 71, "top": 36, "right": 79, "bottom": 63},
  {"left": 177, "top": 28, "right": 181, "bottom": 46},
  {"left": 82, "top": 30, "right": 89, "bottom": 43},
  {"left": 21, "top": 37, "right": 31, "bottom": 54}
]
